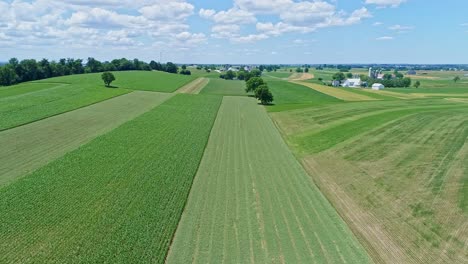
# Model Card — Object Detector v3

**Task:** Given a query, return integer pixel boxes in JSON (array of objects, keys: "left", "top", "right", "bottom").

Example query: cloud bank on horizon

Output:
[{"left": 0, "top": 0, "right": 466, "bottom": 63}]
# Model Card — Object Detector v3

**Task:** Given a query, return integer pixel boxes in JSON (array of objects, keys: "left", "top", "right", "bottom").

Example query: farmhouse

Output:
[
  {"left": 407, "top": 70, "right": 417, "bottom": 75},
  {"left": 341, "top": 78, "right": 362, "bottom": 88},
  {"left": 372, "top": 83, "right": 385, "bottom": 90}
]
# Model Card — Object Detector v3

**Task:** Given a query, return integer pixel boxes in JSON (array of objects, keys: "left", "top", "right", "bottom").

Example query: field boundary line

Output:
[
  {"left": 0, "top": 90, "right": 133, "bottom": 133},
  {"left": 163, "top": 95, "right": 224, "bottom": 264},
  {"left": 175, "top": 78, "right": 210, "bottom": 94}
]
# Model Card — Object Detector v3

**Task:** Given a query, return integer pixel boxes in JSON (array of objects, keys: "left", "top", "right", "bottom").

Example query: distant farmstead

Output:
[
  {"left": 341, "top": 78, "right": 362, "bottom": 88},
  {"left": 372, "top": 83, "right": 385, "bottom": 90}
]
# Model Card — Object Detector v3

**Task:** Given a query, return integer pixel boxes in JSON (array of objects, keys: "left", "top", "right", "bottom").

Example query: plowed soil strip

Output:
[
  {"left": 176, "top": 78, "right": 210, "bottom": 94},
  {"left": 0, "top": 91, "right": 173, "bottom": 186},
  {"left": 166, "top": 96, "right": 370, "bottom": 263}
]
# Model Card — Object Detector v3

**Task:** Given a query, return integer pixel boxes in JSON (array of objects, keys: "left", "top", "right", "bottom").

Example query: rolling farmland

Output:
[
  {"left": 36, "top": 71, "right": 197, "bottom": 93},
  {"left": 271, "top": 92, "right": 468, "bottom": 263},
  {"left": 1, "top": 67, "right": 467, "bottom": 264},
  {"left": 0, "top": 91, "right": 173, "bottom": 186},
  {"left": 167, "top": 96, "right": 370, "bottom": 263},
  {"left": 0, "top": 94, "right": 222, "bottom": 263}
]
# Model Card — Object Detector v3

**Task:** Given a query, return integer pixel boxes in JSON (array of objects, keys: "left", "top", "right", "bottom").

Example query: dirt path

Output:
[{"left": 175, "top": 78, "right": 210, "bottom": 94}]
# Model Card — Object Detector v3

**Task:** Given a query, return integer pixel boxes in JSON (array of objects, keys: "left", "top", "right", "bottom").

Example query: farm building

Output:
[
  {"left": 372, "top": 83, "right": 385, "bottom": 90},
  {"left": 331, "top": 80, "right": 341, "bottom": 87},
  {"left": 407, "top": 70, "right": 417, "bottom": 75},
  {"left": 342, "top": 78, "right": 362, "bottom": 88}
]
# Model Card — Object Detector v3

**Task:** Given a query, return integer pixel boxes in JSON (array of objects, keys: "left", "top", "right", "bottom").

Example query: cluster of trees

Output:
[
  {"left": 258, "top": 65, "right": 281, "bottom": 72},
  {"left": 196, "top": 65, "right": 215, "bottom": 72},
  {"left": 245, "top": 77, "right": 273, "bottom": 105},
  {"left": 0, "top": 57, "right": 193, "bottom": 86},
  {"left": 365, "top": 70, "right": 411, "bottom": 88},
  {"left": 295, "top": 66, "right": 310, "bottom": 73},
  {"left": 332, "top": 70, "right": 412, "bottom": 88},
  {"left": 220, "top": 69, "right": 262, "bottom": 81}
]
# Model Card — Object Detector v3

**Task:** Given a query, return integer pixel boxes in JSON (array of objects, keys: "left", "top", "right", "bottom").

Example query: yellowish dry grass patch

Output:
[
  {"left": 288, "top": 73, "right": 314, "bottom": 81},
  {"left": 292, "top": 81, "right": 376, "bottom": 101},
  {"left": 175, "top": 77, "right": 210, "bottom": 94}
]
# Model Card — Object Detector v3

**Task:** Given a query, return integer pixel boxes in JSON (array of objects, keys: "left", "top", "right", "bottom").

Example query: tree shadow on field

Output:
[{"left": 104, "top": 85, "right": 119, "bottom": 89}]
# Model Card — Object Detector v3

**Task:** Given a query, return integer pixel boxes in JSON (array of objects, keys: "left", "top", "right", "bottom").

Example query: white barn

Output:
[
  {"left": 372, "top": 83, "right": 385, "bottom": 90},
  {"left": 341, "top": 78, "right": 362, "bottom": 88}
]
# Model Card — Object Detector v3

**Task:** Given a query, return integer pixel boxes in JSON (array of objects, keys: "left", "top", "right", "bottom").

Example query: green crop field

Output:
[
  {"left": 167, "top": 96, "right": 370, "bottom": 263},
  {"left": 36, "top": 71, "right": 196, "bottom": 92},
  {"left": 271, "top": 93, "right": 468, "bottom": 263},
  {"left": 0, "top": 91, "right": 173, "bottom": 186},
  {"left": 0, "top": 94, "right": 222, "bottom": 263},
  {"left": 0, "top": 81, "right": 129, "bottom": 131},
  {"left": 0, "top": 82, "right": 66, "bottom": 98},
  {"left": 199, "top": 78, "right": 246, "bottom": 96}
]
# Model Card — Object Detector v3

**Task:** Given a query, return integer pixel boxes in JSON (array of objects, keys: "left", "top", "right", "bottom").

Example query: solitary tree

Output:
[
  {"left": 414, "top": 80, "right": 421, "bottom": 88},
  {"left": 245, "top": 77, "right": 265, "bottom": 93},
  {"left": 101, "top": 72, "right": 115, "bottom": 87},
  {"left": 255, "top": 84, "right": 274, "bottom": 105},
  {"left": 454, "top": 76, "right": 461, "bottom": 83}
]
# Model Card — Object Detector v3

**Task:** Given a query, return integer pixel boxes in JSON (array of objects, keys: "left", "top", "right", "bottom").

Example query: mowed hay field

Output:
[
  {"left": 0, "top": 91, "right": 173, "bottom": 186},
  {"left": 0, "top": 94, "right": 222, "bottom": 263},
  {"left": 167, "top": 96, "right": 370, "bottom": 263},
  {"left": 265, "top": 77, "right": 342, "bottom": 112},
  {"left": 271, "top": 96, "right": 468, "bottom": 263}
]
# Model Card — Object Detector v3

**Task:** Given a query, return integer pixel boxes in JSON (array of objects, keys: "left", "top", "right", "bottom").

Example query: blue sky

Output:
[{"left": 1, "top": 0, "right": 468, "bottom": 64}]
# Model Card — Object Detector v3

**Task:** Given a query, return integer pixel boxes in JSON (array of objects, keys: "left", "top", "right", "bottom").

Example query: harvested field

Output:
[
  {"left": 0, "top": 91, "right": 173, "bottom": 186},
  {"left": 292, "top": 81, "right": 376, "bottom": 101},
  {"left": 271, "top": 98, "right": 468, "bottom": 263},
  {"left": 167, "top": 96, "right": 370, "bottom": 264},
  {"left": 175, "top": 77, "right": 209, "bottom": 94}
]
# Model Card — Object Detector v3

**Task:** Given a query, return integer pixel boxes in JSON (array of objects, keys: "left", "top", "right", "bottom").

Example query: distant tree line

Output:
[
  {"left": 0, "top": 57, "right": 190, "bottom": 86},
  {"left": 220, "top": 69, "right": 262, "bottom": 81}
]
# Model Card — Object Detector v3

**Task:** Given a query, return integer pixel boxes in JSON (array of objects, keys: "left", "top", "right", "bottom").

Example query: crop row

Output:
[{"left": 0, "top": 94, "right": 222, "bottom": 263}]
